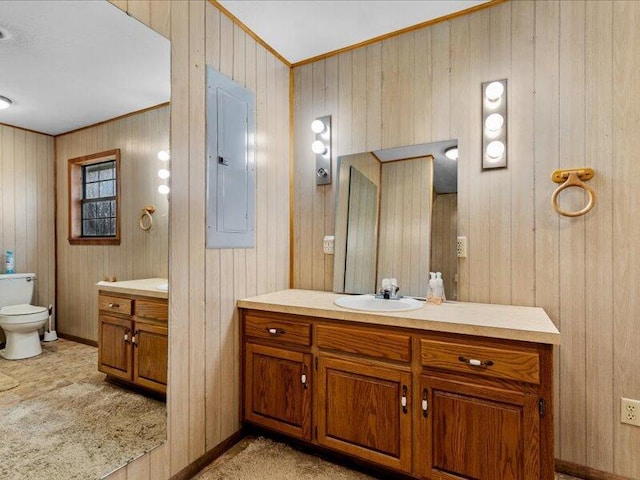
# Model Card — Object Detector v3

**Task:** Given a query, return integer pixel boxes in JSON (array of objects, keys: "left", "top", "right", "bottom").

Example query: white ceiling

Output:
[
  {"left": 0, "top": 1, "right": 170, "bottom": 136},
  {"left": 218, "top": 0, "right": 489, "bottom": 64}
]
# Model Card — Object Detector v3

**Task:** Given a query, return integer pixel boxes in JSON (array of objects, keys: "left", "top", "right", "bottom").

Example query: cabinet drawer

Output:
[
  {"left": 420, "top": 339, "right": 540, "bottom": 384},
  {"left": 135, "top": 299, "right": 168, "bottom": 321},
  {"left": 245, "top": 314, "right": 311, "bottom": 347},
  {"left": 317, "top": 324, "right": 411, "bottom": 363},
  {"left": 99, "top": 295, "right": 132, "bottom": 316}
]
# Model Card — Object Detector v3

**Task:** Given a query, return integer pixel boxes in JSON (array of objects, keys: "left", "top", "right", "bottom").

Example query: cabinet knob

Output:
[
  {"left": 422, "top": 388, "right": 429, "bottom": 418},
  {"left": 401, "top": 385, "right": 408, "bottom": 414},
  {"left": 458, "top": 356, "right": 494, "bottom": 368},
  {"left": 301, "top": 365, "right": 308, "bottom": 389},
  {"left": 266, "top": 327, "right": 285, "bottom": 336}
]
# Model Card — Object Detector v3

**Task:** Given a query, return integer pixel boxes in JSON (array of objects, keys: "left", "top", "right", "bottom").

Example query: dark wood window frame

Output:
[{"left": 68, "top": 149, "right": 121, "bottom": 245}]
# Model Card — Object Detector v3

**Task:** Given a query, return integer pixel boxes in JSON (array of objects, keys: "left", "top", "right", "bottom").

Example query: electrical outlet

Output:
[
  {"left": 323, "top": 235, "right": 335, "bottom": 255},
  {"left": 456, "top": 237, "right": 468, "bottom": 258},
  {"left": 621, "top": 398, "right": 640, "bottom": 426}
]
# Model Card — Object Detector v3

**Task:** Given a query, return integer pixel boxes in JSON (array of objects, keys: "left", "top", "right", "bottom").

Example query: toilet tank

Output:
[{"left": 0, "top": 273, "right": 36, "bottom": 307}]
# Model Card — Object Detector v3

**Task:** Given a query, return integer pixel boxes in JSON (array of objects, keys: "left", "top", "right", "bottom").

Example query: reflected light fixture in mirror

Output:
[
  {"left": 312, "top": 115, "right": 332, "bottom": 185},
  {"left": 444, "top": 146, "right": 458, "bottom": 161},
  {"left": 157, "top": 150, "right": 170, "bottom": 194},
  {"left": 0, "top": 95, "right": 13, "bottom": 109},
  {"left": 482, "top": 79, "right": 507, "bottom": 169}
]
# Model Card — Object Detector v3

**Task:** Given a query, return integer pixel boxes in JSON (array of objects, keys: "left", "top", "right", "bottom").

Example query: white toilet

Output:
[{"left": 0, "top": 273, "right": 49, "bottom": 360}]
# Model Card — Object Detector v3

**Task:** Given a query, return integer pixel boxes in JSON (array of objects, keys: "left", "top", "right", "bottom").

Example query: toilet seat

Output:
[{"left": 0, "top": 304, "right": 48, "bottom": 322}]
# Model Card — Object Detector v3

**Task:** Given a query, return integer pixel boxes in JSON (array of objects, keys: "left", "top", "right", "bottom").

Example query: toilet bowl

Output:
[{"left": 0, "top": 304, "right": 49, "bottom": 359}]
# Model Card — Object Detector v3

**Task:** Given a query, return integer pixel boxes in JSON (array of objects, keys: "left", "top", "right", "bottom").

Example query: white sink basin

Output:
[
  {"left": 155, "top": 283, "right": 169, "bottom": 292},
  {"left": 334, "top": 294, "right": 424, "bottom": 312}
]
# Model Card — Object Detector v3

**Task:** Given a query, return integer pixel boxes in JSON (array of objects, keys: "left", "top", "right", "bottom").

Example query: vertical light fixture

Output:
[
  {"left": 157, "top": 150, "right": 170, "bottom": 195},
  {"left": 481, "top": 79, "right": 507, "bottom": 169},
  {"left": 311, "top": 115, "right": 331, "bottom": 185}
]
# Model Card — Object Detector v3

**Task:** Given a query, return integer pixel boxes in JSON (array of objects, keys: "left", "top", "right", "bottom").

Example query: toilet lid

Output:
[{"left": 0, "top": 304, "right": 48, "bottom": 316}]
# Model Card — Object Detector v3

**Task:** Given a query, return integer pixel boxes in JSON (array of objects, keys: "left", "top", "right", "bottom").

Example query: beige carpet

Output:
[
  {"left": 0, "top": 371, "right": 19, "bottom": 392},
  {"left": 195, "top": 437, "right": 585, "bottom": 480},
  {"left": 194, "top": 437, "right": 375, "bottom": 480},
  {"left": 0, "top": 339, "right": 166, "bottom": 480}
]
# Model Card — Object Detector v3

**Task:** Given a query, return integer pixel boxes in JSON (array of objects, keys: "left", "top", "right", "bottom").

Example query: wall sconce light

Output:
[
  {"left": 481, "top": 79, "right": 507, "bottom": 169},
  {"left": 157, "top": 150, "right": 170, "bottom": 195},
  {"left": 311, "top": 115, "right": 331, "bottom": 185}
]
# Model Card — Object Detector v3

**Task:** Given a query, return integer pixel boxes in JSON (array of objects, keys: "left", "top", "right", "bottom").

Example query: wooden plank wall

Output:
[
  {"left": 105, "top": 0, "right": 290, "bottom": 478},
  {"left": 0, "top": 125, "right": 55, "bottom": 342},
  {"left": 55, "top": 105, "right": 170, "bottom": 342},
  {"left": 377, "top": 157, "right": 432, "bottom": 297},
  {"left": 292, "top": 1, "right": 638, "bottom": 476}
]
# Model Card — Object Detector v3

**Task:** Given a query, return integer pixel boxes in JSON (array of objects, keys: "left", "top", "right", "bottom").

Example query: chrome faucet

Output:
[{"left": 376, "top": 278, "right": 401, "bottom": 300}]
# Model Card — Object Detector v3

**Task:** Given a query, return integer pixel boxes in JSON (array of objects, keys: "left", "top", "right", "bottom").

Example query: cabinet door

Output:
[
  {"left": 244, "top": 343, "right": 312, "bottom": 440},
  {"left": 133, "top": 322, "right": 168, "bottom": 394},
  {"left": 416, "top": 375, "right": 540, "bottom": 480},
  {"left": 98, "top": 315, "right": 133, "bottom": 382},
  {"left": 317, "top": 356, "right": 412, "bottom": 473}
]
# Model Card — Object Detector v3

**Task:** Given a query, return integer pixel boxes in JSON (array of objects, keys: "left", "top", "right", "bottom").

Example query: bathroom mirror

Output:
[
  {"left": 333, "top": 140, "right": 458, "bottom": 299},
  {"left": 0, "top": 2, "right": 169, "bottom": 479}
]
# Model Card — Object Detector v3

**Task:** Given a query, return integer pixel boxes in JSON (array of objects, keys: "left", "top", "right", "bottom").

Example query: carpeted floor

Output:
[
  {"left": 194, "top": 437, "right": 585, "bottom": 480},
  {"left": 0, "top": 339, "right": 166, "bottom": 480}
]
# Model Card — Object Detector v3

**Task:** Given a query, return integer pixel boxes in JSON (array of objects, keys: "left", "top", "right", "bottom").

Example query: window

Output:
[{"left": 68, "top": 149, "right": 121, "bottom": 245}]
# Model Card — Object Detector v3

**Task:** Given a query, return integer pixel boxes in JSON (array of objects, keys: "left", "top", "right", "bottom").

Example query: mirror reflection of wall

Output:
[
  {"left": 0, "top": 2, "right": 169, "bottom": 479},
  {"left": 334, "top": 140, "right": 458, "bottom": 299}
]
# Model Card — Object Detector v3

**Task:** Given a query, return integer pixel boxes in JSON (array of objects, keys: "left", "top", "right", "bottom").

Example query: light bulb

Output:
[
  {"left": 311, "top": 140, "right": 327, "bottom": 155},
  {"left": 157, "top": 150, "right": 170, "bottom": 161},
  {"left": 158, "top": 169, "right": 170, "bottom": 179},
  {"left": 444, "top": 147, "right": 458, "bottom": 161},
  {"left": 158, "top": 184, "right": 170, "bottom": 195},
  {"left": 311, "top": 119, "right": 325, "bottom": 134},
  {"left": 0, "top": 95, "right": 13, "bottom": 110},
  {"left": 484, "top": 113, "right": 504, "bottom": 131},
  {"left": 486, "top": 140, "right": 505, "bottom": 159},
  {"left": 485, "top": 81, "right": 504, "bottom": 101}
]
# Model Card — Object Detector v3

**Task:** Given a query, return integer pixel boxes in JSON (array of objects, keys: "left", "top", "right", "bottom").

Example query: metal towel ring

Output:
[
  {"left": 139, "top": 205, "right": 156, "bottom": 231},
  {"left": 551, "top": 169, "right": 596, "bottom": 217}
]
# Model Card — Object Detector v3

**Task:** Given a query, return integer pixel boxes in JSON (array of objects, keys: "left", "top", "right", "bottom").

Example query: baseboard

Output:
[
  {"left": 169, "top": 429, "right": 245, "bottom": 480},
  {"left": 556, "top": 459, "right": 634, "bottom": 480},
  {"left": 57, "top": 332, "right": 98, "bottom": 347}
]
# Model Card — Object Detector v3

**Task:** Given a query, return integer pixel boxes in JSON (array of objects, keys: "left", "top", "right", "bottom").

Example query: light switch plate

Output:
[
  {"left": 457, "top": 236, "right": 467, "bottom": 258},
  {"left": 323, "top": 235, "right": 335, "bottom": 255}
]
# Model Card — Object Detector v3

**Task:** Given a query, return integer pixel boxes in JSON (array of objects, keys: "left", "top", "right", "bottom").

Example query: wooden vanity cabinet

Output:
[
  {"left": 98, "top": 292, "right": 168, "bottom": 394},
  {"left": 240, "top": 309, "right": 554, "bottom": 480}
]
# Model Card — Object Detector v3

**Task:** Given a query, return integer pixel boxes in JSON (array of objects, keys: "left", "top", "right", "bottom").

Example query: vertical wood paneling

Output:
[
  {"left": 613, "top": 2, "right": 640, "bottom": 477},
  {"left": 55, "top": 106, "right": 170, "bottom": 342},
  {"left": 292, "top": 1, "right": 640, "bottom": 476},
  {"left": 0, "top": 126, "right": 55, "bottom": 343},
  {"left": 431, "top": 193, "right": 458, "bottom": 300}
]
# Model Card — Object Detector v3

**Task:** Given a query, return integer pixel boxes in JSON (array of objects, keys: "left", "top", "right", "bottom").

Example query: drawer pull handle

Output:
[
  {"left": 458, "top": 356, "right": 494, "bottom": 368},
  {"left": 266, "top": 327, "right": 285, "bottom": 335},
  {"left": 401, "top": 385, "right": 408, "bottom": 414},
  {"left": 422, "top": 388, "right": 428, "bottom": 418},
  {"left": 108, "top": 303, "right": 120, "bottom": 308}
]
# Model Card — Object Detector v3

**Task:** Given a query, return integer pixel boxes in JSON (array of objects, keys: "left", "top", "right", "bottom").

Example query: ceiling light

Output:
[
  {"left": 157, "top": 150, "right": 170, "bottom": 161},
  {"left": 311, "top": 140, "right": 327, "bottom": 155},
  {"left": 486, "top": 140, "right": 505, "bottom": 159},
  {"left": 484, "top": 113, "right": 504, "bottom": 132},
  {"left": 311, "top": 119, "right": 326, "bottom": 134},
  {"left": 0, "top": 95, "right": 13, "bottom": 110},
  {"left": 484, "top": 81, "right": 505, "bottom": 101},
  {"left": 158, "top": 185, "right": 170, "bottom": 195},
  {"left": 444, "top": 147, "right": 458, "bottom": 161},
  {"left": 158, "top": 169, "right": 170, "bottom": 179}
]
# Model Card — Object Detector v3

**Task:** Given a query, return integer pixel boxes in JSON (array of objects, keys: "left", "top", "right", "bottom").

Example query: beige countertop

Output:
[
  {"left": 238, "top": 289, "right": 560, "bottom": 345},
  {"left": 96, "top": 278, "right": 168, "bottom": 300}
]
